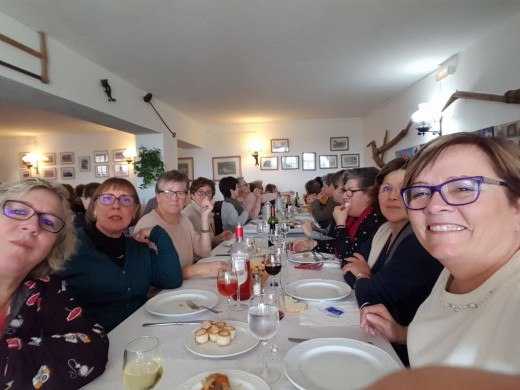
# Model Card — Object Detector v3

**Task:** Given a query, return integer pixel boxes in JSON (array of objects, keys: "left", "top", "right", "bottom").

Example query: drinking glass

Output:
[
  {"left": 264, "top": 253, "right": 282, "bottom": 288},
  {"left": 269, "top": 229, "right": 281, "bottom": 247},
  {"left": 248, "top": 293, "right": 280, "bottom": 383},
  {"left": 279, "top": 222, "right": 290, "bottom": 239},
  {"left": 244, "top": 236, "right": 256, "bottom": 257},
  {"left": 257, "top": 221, "right": 269, "bottom": 248},
  {"left": 217, "top": 265, "right": 238, "bottom": 319},
  {"left": 123, "top": 336, "right": 163, "bottom": 390}
]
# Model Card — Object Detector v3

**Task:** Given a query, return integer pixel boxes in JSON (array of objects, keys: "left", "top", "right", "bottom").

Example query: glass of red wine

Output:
[
  {"left": 217, "top": 265, "right": 238, "bottom": 320},
  {"left": 264, "top": 254, "right": 284, "bottom": 361},
  {"left": 264, "top": 253, "right": 282, "bottom": 289}
]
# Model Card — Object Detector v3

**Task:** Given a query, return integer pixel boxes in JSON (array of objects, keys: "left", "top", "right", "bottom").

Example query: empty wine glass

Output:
[
  {"left": 279, "top": 222, "right": 290, "bottom": 239},
  {"left": 248, "top": 293, "right": 280, "bottom": 383},
  {"left": 244, "top": 236, "right": 256, "bottom": 257},
  {"left": 217, "top": 265, "right": 238, "bottom": 319},
  {"left": 123, "top": 336, "right": 163, "bottom": 390}
]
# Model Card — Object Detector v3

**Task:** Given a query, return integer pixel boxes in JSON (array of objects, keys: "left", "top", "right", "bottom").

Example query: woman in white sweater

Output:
[{"left": 361, "top": 132, "right": 520, "bottom": 374}]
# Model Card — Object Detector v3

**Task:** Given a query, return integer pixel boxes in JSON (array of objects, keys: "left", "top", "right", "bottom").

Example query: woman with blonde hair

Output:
[{"left": 0, "top": 178, "right": 108, "bottom": 388}]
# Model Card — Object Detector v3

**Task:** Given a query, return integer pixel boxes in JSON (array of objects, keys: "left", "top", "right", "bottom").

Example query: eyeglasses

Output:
[
  {"left": 400, "top": 176, "right": 508, "bottom": 210},
  {"left": 159, "top": 190, "right": 188, "bottom": 199},
  {"left": 97, "top": 193, "right": 137, "bottom": 207},
  {"left": 238, "top": 183, "right": 248, "bottom": 188},
  {"left": 341, "top": 188, "right": 363, "bottom": 197},
  {"left": 1, "top": 200, "right": 65, "bottom": 233},
  {"left": 193, "top": 190, "right": 215, "bottom": 197},
  {"left": 379, "top": 185, "right": 401, "bottom": 195}
]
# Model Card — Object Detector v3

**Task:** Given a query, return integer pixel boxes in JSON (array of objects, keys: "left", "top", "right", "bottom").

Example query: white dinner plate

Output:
[
  {"left": 290, "top": 252, "right": 335, "bottom": 263},
  {"left": 283, "top": 338, "right": 401, "bottom": 390},
  {"left": 176, "top": 369, "right": 269, "bottom": 390},
  {"left": 184, "top": 320, "right": 259, "bottom": 358},
  {"left": 145, "top": 289, "right": 219, "bottom": 317},
  {"left": 285, "top": 279, "right": 351, "bottom": 300},
  {"left": 197, "top": 256, "right": 230, "bottom": 263}
]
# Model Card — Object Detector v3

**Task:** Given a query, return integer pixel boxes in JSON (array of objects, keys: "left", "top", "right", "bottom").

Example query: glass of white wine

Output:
[{"left": 123, "top": 336, "right": 163, "bottom": 390}]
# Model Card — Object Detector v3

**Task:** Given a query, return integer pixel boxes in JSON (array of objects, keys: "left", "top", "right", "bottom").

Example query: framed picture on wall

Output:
[
  {"left": 95, "top": 164, "right": 110, "bottom": 178},
  {"left": 94, "top": 150, "right": 109, "bottom": 163},
  {"left": 319, "top": 155, "right": 338, "bottom": 169},
  {"left": 178, "top": 157, "right": 194, "bottom": 180},
  {"left": 271, "top": 139, "right": 289, "bottom": 153},
  {"left": 42, "top": 167, "right": 57, "bottom": 180},
  {"left": 260, "top": 156, "right": 278, "bottom": 170},
  {"left": 114, "top": 164, "right": 129, "bottom": 177},
  {"left": 79, "top": 156, "right": 91, "bottom": 172},
  {"left": 212, "top": 156, "right": 241, "bottom": 181},
  {"left": 41, "top": 153, "right": 56, "bottom": 166},
  {"left": 302, "top": 152, "right": 316, "bottom": 171},
  {"left": 20, "top": 169, "right": 31, "bottom": 179},
  {"left": 330, "top": 137, "right": 349, "bottom": 151},
  {"left": 60, "top": 152, "right": 74, "bottom": 165},
  {"left": 281, "top": 156, "right": 299, "bottom": 170},
  {"left": 340, "top": 154, "right": 360, "bottom": 168},
  {"left": 113, "top": 149, "right": 126, "bottom": 162},
  {"left": 61, "top": 167, "right": 75, "bottom": 179}
]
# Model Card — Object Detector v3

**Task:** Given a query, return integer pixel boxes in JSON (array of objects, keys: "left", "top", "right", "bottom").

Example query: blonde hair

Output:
[{"left": 0, "top": 177, "right": 77, "bottom": 279}]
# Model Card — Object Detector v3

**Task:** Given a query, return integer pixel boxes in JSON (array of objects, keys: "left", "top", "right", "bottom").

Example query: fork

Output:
[{"left": 186, "top": 299, "right": 221, "bottom": 314}]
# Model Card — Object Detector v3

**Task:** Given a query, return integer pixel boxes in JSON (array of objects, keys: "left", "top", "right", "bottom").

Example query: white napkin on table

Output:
[{"left": 300, "top": 301, "right": 360, "bottom": 327}]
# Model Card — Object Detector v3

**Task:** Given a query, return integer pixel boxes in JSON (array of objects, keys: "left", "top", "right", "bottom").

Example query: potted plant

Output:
[{"left": 133, "top": 146, "right": 164, "bottom": 189}]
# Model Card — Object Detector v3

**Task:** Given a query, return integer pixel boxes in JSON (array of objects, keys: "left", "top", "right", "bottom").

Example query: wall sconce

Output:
[
  {"left": 435, "top": 64, "right": 456, "bottom": 81},
  {"left": 249, "top": 139, "right": 263, "bottom": 166},
  {"left": 122, "top": 148, "right": 137, "bottom": 164},
  {"left": 22, "top": 153, "right": 40, "bottom": 174},
  {"left": 411, "top": 103, "right": 442, "bottom": 136}
]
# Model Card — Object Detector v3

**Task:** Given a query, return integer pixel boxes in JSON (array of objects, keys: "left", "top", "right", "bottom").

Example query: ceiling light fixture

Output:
[
  {"left": 143, "top": 93, "right": 176, "bottom": 138},
  {"left": 435, "top": 64, "right": 456, "bottom": 82}
]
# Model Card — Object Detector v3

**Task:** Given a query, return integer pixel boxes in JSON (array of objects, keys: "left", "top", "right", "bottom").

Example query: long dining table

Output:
[{"left": 83, "top": 222, "right": 403, "bottom": 389}]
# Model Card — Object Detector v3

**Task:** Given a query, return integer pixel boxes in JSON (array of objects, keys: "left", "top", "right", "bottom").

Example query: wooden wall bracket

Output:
[
  {"left": 0, "top": 31, "right": 49, "bottom": 83},
  {"left": 368, "top": 88, "right": 520, "bottom": 167}
]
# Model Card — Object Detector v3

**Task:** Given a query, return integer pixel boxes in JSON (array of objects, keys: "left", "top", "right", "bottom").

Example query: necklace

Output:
[{"left": 439, "top": 275, "right": 496, "bottom": 312}]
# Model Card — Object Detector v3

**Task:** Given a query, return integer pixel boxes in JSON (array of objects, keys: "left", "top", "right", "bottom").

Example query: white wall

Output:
[
  {"left": 363, "top": 12, "right": 520, "bottom": 164},
  {"left": 180, "top": 118, "right": 364, "bottom": 199}
]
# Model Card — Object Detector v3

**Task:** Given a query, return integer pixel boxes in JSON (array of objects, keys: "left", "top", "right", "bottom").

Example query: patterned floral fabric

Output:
[{"left": 0, "top": 276, "right": 108, "bottom": 389}]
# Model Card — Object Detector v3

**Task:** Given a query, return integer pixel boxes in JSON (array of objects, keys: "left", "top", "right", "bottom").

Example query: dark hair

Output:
[
  {"left": 404, "top": 132, "right": 520, "bottom": 205},
  {"left": 86, "top": 177, "right": 141, "bottom": 225},
  {"left": 189, "top": 177, "right": 215, "bottom": 194},
  {"left": 368, "top": 158, "right": 408, "bottom": 214},
  {"left": 314, "top": 176, "right": 323, "bottom": 187},
  {"left": 219, "top": 176, "right": 238, "bottom": 198},
  {"left": 82, "top": 182, "right": 100, "bottom": 199},
  {"left": 249, "top": 180, "right": 263, "bottom": 192},
  {"left": 305, "top": 179, "right": 321, "bottom": 195},
  {"left": 155, "top": 170, "right": 189, "bottom": 194},
  {"left": 75, "top": 184, "right": 85, "bottom": 198},
  {"left": 343, "top": 167, "right": 379, "bottom": 191},
  {"left": 61, "top": 183, "right": 76, "bottom": 201},
  {"left": 330, "top": 170, "right": 346, "bottom": 189},
  {"left": 265, "top": 184, "right": 277, "bottom": 193},
  {"left": 322, "top": 173, "right": 332, "bottom": 186}
]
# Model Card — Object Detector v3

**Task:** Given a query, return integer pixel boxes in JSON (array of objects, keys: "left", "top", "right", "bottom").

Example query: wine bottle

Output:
[
  {"left": 267, "top": 205, "right": 279, "bottom": 233},
  {"left": 294, "top": 192, "right": 300, "bottom": 207},
  {"left": 230, "top": 223, "right": 251, "bottom": 301}
]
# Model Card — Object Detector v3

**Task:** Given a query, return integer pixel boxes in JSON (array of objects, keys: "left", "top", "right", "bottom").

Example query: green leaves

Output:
[{"left": 134, "top": 146, "right": 164, "bottom": 189}]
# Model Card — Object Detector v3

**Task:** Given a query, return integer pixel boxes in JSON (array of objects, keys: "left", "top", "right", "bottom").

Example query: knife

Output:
[
  {"left": 288, "top": 337, "right": 310, "bottom": 343},
  {"left": 142, "top": 320, "right": 206, "bottom": 327}
]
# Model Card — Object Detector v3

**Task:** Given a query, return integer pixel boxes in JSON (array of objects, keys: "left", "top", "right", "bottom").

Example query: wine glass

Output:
[
  {"left": 248, "top": 293, "right": 280, "bottom": 383},
  {"left": 244, "top": 236, "right": 256, "bottom": 257},
  {"left": 279, "top": 222, "right": 290, "bottom": 240},
  {"left": 264, "top": 253, "right": 281, "bottom": 288},
  {"left": 217, "top": 265, "right": 238, "bottom": 319},
  {"left": 123, "top": 336, "right": 163, "bottom": 390},
  {"left": 230, "top": 258, "right": 249, "bottom": 311}
]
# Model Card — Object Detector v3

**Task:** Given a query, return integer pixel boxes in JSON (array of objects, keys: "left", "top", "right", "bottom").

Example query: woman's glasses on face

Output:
[
  {"left": 1, "top": 200, "right": 65, "bottom": 233},
  {"left": 97, "top": 193, "right": 137, "bottom": 207},
  {"left": 193, "top": 190, "right": 214, "bottom": 197},
  {"left": 400, "top": 176, "right": 508, "bottom": 210},
  {"left": 341, "top": 188, "right": 363, "bottom": 197},
  {"left": 159, "top": 190, "right": 188, "bottom": 199}
]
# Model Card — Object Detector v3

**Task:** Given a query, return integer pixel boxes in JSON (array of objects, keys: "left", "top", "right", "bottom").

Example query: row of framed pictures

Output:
[
  {"left": 269, "top": 137, "right": 350, "bottom": 153},
  {"left": 19, "top": 164, "right": 130, "bottom": 180},
  {"left": 19, "top": 149, "right": 130, "bottom": 171},
  {"left": 259, "top": 153, "right": 360, "bottom": 171}
]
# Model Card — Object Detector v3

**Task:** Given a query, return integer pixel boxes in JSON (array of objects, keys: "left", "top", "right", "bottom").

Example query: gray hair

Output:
[{"left": 0, "top": 178, "right": 77, "bottom": 279}]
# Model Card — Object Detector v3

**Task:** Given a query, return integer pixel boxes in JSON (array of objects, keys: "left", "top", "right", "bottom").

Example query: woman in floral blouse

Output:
[{"left": 0, "top": 178, "right": 108, "bottom": 389}]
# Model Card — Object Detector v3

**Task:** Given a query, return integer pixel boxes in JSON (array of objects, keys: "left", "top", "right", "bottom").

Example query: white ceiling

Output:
[{"left": 1, "top": 0, "right": 520, "bottom": 137}]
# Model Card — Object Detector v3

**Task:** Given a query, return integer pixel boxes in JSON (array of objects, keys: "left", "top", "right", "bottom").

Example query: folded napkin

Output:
[{"left": 300, "top": 301, "right": 360, "bottom": 327}]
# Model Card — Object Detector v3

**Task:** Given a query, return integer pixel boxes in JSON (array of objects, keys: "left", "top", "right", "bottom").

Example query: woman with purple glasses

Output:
[{"left": 361, "top": 133, "right": 520, "bottom": 374}]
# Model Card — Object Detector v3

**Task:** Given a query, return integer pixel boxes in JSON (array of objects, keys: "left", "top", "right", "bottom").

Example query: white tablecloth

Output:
[{"left": 83, "top": 243, "right": 403, "bottom": 389}]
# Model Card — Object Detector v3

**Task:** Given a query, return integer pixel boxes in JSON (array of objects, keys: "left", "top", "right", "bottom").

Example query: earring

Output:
[{"left": 92, "top": 214, "right": 97, "bottom": 221}]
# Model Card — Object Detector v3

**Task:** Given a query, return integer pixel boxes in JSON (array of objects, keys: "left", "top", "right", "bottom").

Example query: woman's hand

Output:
[
  {"left": 360, "top": 304, "right": 407, "bottom": 343},
  {"left": 333, "top": 203, "right": 350, "bottom": 226},
  {"left": 292, "top": 239, "right": 316, "bottom": 253},
  {"left": 342, "top": 253, "right": 371, "bottom": 276},
  {"left": 301, "top": 220, "right": 314, "bottom": 236},
  {"left": 216, "top": 230, "right": 233, "bottom": 242},
  {"left": 131, "top": 227, "right": 158, "bottom": 251}
]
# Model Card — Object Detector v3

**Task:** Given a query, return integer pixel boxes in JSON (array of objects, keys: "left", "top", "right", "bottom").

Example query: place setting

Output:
[{"left": 144, "top": 289, "right": 220, "bottom": 317}]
